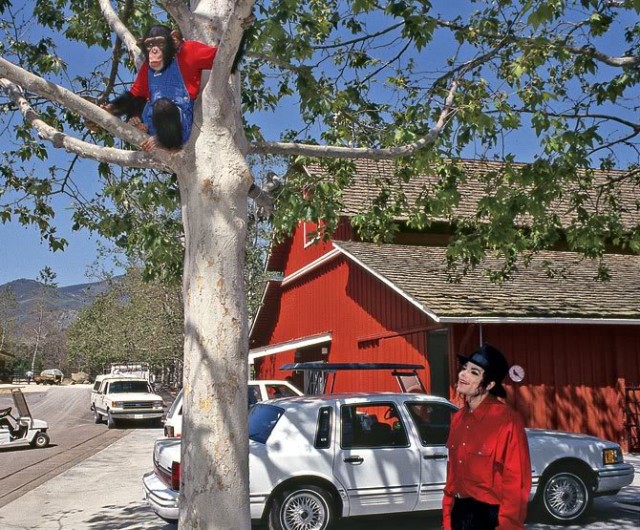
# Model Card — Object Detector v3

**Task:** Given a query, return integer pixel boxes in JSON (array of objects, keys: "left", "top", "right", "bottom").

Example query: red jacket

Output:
[
  {"left": 130, "top": 40, "right": 217, "bottom": 101},
  {"left": 443, "top": 395, "right": 532, "bottom": 530}
]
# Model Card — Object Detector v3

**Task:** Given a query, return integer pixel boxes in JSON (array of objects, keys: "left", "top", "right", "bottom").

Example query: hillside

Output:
[{"left": 0, "top": 278, "right": 113, "bottom": 342}]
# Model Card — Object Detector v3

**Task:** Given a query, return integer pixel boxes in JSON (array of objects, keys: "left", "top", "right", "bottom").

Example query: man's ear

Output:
[{"left": 486, "top": 381, "right": 496, "bottom": 392}]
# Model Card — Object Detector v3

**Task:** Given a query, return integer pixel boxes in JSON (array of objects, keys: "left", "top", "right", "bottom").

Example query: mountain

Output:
[{"left": 0, "top": 278, "right": 114, "bottom": 342}]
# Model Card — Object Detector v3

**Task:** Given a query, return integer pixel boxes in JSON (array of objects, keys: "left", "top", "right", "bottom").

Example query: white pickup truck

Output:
[{"left": 90, "top": 375, "right": 164, "bottom": 429}]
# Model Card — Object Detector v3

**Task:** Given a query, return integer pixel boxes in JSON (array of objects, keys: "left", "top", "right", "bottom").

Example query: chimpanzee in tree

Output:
[{"left": 105, "top": 22, "right": 251, "bottom": 152}]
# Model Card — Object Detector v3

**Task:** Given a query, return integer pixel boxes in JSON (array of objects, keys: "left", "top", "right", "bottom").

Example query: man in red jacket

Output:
[{"left": 443, "top": 344, "right": 531, "bottom": 530}]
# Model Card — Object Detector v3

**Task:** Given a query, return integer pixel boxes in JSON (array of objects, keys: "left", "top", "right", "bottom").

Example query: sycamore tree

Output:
[{"left": 1, "top": 0, "right": 639, "bottom": 528}]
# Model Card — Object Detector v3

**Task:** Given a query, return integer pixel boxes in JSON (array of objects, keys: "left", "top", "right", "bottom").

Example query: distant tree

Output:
[
  {"left": 0, "top": 285, "right": 18, "bottom": 351},
  {"left": 67, "top": 269, "right": 183, "bottom": 375},
  {"left": 30, "top": 267, "right": 58, "bottom": 373}
]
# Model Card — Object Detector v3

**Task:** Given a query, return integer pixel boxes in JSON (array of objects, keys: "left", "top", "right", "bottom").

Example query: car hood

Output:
[{"left": 526, "top": 428, "right": 610, "bottom": 445}]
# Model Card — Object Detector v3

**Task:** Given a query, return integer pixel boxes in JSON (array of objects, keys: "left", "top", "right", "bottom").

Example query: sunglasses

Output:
[{"left": 143, "top": 36, "right": 166, "bottom": 51}]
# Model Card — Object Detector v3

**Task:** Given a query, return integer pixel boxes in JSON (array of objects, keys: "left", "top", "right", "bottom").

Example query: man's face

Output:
[{"left": 456, "top": 361, "right": 486, "bottom": 398}]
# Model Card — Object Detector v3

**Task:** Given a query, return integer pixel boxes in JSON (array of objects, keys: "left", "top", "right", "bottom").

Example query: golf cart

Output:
[{"left": 0, "top": 388, "right": 50, "bottom": 449}]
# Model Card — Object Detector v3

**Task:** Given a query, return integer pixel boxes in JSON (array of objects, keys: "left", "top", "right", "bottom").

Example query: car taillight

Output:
[{"left": 171, "top": 461, "right": 181, "bottom": 491}]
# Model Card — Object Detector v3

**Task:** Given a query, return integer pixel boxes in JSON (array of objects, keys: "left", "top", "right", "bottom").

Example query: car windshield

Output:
[
  {"left": 248, "top": 404, "right": 284, "bottom": 444},
  {"left": 109, "top": 380, "right": 151, "bottom": 393}
]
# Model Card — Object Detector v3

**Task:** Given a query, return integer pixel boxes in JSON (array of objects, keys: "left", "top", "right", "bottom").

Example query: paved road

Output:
[
  {"left": 0, "top": 386, "right": 637, "bottom": 529},
  {"left": 0, "top": 385, "right": 129, "bottom": 507}
]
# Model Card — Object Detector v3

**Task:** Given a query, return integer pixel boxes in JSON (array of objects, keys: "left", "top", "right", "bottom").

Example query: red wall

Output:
[
  {"left": 451, "top": 323, "right": 640, "bottom": 447},
  {"left": 254, "top": 226, "right": 640, "bottom": 449},
  {"left": 255, "top": 256, "right": 434, "bottom": 392}
]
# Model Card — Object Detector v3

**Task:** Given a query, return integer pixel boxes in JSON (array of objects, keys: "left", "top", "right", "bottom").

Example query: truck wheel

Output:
[
  {"left": 107, "top": 410, "right": 117, "bottom": 429},
  {"left": 31, "top": 432, "right": 50, "bottom": 449},
  {"left": 93, "top": 410, "right": 103, "bottom": 424}
]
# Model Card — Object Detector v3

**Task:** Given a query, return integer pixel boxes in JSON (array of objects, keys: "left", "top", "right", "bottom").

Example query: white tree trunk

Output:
[{"left": 178, "top": 81, "right": 252, "bottom": 528}]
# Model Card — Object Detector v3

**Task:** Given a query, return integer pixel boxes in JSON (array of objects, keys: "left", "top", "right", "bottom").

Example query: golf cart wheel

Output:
[
  {"left": 93, "top": 409, "right": 103, "bottom": 424},
  {"left": 31, "top": 432, "right": 50, "bottom": 449},
  {"left": 107, "top": 410, "right": 117, "bottom": 429},
  {"left": 269, "top": 484, "right": 335, "bottom": 530},
  {"left": 536, "top": 465, "right": 592, "bottom": 524}
]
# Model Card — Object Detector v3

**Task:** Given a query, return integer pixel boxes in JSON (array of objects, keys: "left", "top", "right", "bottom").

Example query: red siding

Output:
[
  {"left": 255, "top": 257, "right": 434, "bottom": 392},
  {"left": 281, "top": 219, "right": 353, "bottom": 277},
  {"left": 450, "top": 323, "right": 640, "bottom": 447}
]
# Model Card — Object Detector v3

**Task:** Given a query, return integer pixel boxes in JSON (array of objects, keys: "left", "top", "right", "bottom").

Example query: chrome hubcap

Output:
[
  {"left": 545, "top": 474, "right": 585, "bottom": 518},
  {"left": 282, "top": 492, "right": 326, "bottom": 530}
]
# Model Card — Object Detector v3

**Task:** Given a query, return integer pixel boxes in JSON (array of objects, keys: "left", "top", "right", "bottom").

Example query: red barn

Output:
[{"left": 249, "top": 160, "right": 640, "bottom": 452}]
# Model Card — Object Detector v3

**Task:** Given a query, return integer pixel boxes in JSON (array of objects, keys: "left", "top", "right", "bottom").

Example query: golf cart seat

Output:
[{"left": 0, "top": 406, "right": 19, "bottom": 435}]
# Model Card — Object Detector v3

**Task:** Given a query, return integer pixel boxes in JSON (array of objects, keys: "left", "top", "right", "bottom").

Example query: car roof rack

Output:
[{"left": 279, "top": 362, "right": 426, "bottom": 395}]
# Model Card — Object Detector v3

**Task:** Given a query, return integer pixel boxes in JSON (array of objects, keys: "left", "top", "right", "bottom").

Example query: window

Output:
[
  {"left": 314, "top": 406, "right": 332, "bottom": 448},
  {"left": 341, "top": 403, "right": 409, "bottom": 449},
  {"left": 248, "top": 385, "right": 261, "bottom": 407},
  {"left": 406, "top": 402, "right": 456, "bottom": 446},
  {"left": 265, "top": 384, "right": 298, "bottom": 398},
  {"left": 248, "top": 404, "right": 284, "bottom": 444},
  {"left": 109, "top": 380, "right": 152, "bottom": 393}
]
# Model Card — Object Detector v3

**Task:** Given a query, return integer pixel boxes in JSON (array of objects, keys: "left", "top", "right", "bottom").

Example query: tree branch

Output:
[
  {"left": 98, "top": 0, "right": 144, "bottom": 70},
  {"left": 0, "top": 57, "right": 154, "bottom": 148},
  {"left": 250, "top": 80, "right": 458, "bottom": 159},
  {"left": 0, "top": 78, "right": 162, "bottom": 169},
  {"left": 160, "top": 0, "right": 194, "bottom": 39}
]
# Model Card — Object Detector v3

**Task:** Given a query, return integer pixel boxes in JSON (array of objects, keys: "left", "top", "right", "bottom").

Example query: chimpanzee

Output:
[{"left": 105, "top": 25, "right": 218, "bottom": 151}]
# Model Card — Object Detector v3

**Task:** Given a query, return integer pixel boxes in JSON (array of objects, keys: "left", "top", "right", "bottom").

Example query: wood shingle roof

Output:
[{"left": 334, "top": 241, "right": 640, "bottom": 321}]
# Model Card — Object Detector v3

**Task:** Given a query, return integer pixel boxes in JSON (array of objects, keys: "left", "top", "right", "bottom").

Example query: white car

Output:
[
  {"left": 90, "top": 375, "right": 164, "bottom": 428},
  {"left": 142, "top": 393, "right": 634, "bottom": 528},
  {"left": 163, "top": 380, "right": 303, "bottom": 437}
]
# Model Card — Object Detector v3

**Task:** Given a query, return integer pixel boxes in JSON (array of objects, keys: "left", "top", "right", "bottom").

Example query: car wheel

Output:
[
  {"left": 269, "top": 485, "right": 335, "bottom": 530},
  {"left": 93, "top": 409, "right": 103, "bottom": 424},
  {"left": 537, "top": 467, "right": 592, "bottom": 524},
  {"left": 107, "top": 410, "right": 117, "bottom": 429},
  {"left": 31, "top": 432, "right": 50, "bottom": 449}
]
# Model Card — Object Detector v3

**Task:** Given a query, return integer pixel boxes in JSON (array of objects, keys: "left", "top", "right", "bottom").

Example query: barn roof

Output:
[
  {"left": 302, "top": 159, "right": 638, "bottom": 228},
  {"left": 334, "top": 241, "right": 640, "bottom": 322}
]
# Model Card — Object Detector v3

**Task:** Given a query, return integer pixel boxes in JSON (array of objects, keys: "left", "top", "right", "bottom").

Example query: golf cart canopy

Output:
[{"left": 279, "top": 362, "right": 426, "bottom": 394}]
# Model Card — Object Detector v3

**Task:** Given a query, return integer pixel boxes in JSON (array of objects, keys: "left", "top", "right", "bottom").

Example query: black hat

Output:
[{"left": 457, "top": 343, "right": 509, "bottom": 398}]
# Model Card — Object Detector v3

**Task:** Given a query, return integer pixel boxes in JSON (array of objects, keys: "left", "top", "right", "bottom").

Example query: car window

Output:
[
  {"left": 92, "top": 381, "right": 101, "bottom": 391},
  {"left": 340, "top": 403, "right": 409, "bottom": 448},
  {"left": 314, "top": 406, "right": 333, "bottom": 449},
  {"left": 265, "top": 384, "right": 298, "bottom": 398},
  {"left": 248, "top": 404, "right": 284, "bottom": 444},
  {"left": 248, "top": 385, "right": 261, "bottom": 407},
  {"left": 109, "top": 380, "right": 152, "bottom": 393},
  {"left": 406, "top": 402, "right": 456, "bottom": 446},
  {"left": 167, "top": 390, "right": 183, "bottom": 418}
]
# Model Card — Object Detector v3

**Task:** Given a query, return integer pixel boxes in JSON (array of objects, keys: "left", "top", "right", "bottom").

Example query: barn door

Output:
[{"left": 625, "top": 385, "right": 640, "bottom": 453}]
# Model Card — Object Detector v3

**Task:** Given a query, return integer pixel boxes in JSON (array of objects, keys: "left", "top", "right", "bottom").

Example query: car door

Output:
[
  {"left": 333, "top": 400, "right": 421, "bottom": 517},
  {"left": 95, "top": 381, "right": 108, "bottom": 414},
  {"left": 405, "top": 401, "right": 457, "bottom": 510}
]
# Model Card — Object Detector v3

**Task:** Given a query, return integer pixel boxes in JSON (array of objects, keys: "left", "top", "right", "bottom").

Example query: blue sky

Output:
[{"left": 0, "top": 3, "right": 634, "bottom": 288}]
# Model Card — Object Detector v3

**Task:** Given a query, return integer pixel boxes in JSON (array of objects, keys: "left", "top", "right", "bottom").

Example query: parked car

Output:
[
  {"left": 33, "top": 368, "right": 64, "bottom": 385},
  {"left": 163, "top": 380, "right": 303, "bottom": 437},
  {"left": 90, "top": 375, "right": 164, "bottom": 428},
  {"left": 142, "top": 393, "right": 634, "bottom": 528}
]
